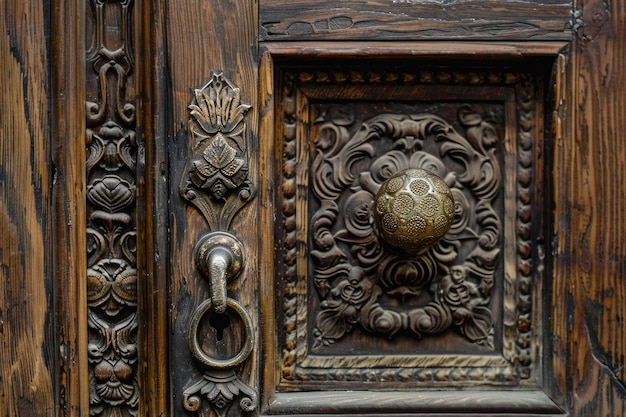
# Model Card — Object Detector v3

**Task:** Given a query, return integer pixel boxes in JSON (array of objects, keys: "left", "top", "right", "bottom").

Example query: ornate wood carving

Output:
[
  {"left": 180, "top": 72, "right": 258, "bottom": 417},
  {"left": 275, "top": 67, "right": 543, "bottom": 388},
  {"left": 181, "top": 72, "right": 255, "bottom": 231},
  {"left": 310, "top": 109, "right": 500, "bottom": 350},
  {"left": 85, "top": 1, "right": 138, "bottom": 415}
]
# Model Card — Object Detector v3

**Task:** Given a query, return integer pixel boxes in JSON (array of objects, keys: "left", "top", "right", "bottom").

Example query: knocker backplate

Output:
[{"left": 269, "top": 62, "right": 547, "bottom": 390}]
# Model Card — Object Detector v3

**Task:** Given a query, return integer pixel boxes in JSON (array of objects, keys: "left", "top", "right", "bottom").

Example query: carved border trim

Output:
[
  {"left": 276, "top": 69, "right": 541, "bottom": 386},
  {"left": 85, "top": 1, "right": 139, "bottom": 416}
]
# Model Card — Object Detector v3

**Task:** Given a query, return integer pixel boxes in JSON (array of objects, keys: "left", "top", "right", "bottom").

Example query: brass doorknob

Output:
[{"left": 373, "top": 168, "right": 455, "bottom": 254}]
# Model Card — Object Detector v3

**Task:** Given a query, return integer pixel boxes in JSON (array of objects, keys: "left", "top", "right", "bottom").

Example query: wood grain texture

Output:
[
  {"left": 268, "top": 390, "right": 563, "bottom": 415},
  {"left": 50, "top": 0, "right": 90, "bottom": 416},
  {"left": 553, "top": 0, "right": 626, "bottom": 413},
  {"left": 260, "top": 0, "right": 572, "bottom": 41},
  {"left": 135, "top": 0, "right": 170, "bottom": 416},
  {"left": 165, "top": 0, "right": 260, "bottom": 415},
  {"left": 0, "top": 0, "right": 55, "bottom": 415}
]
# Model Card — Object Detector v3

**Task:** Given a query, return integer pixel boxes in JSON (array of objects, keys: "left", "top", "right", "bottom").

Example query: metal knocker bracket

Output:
[
  {"left": 180, "top": 71, "right": 258, "bottom": 415},
  {"left": 188, "top": 232, "right": 254, "bottom": 369}
]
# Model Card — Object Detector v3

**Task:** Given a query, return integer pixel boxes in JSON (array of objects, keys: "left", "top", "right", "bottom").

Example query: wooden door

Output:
[{"left": 2, "top": 0, "right": 626, "bottom": 416}]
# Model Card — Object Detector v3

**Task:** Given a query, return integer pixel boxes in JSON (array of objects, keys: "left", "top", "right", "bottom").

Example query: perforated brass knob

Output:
[{"left": 374, "top": 168, "right": 455, "bottom": 254}]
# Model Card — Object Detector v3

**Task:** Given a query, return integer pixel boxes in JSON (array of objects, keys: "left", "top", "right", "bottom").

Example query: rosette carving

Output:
[{"left": 310, "top": 108, "right": 501, "bottom": 349}]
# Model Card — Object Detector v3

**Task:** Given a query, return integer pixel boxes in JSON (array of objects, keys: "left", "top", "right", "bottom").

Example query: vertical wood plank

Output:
[
  {"left": 0, "top": 0, "right": 56, "bottom": 415},
  {"left": 135, "top": 0, "right": 170, "bottom": 416},
  {"left": 51, "top": 0, "right": 89, "bottom": 416},
  {"left": 555, "top": 0, "right": 626, "bottom": 413},
  {"left": 166, "top": 0, "right": 259, "bottom": 415}
]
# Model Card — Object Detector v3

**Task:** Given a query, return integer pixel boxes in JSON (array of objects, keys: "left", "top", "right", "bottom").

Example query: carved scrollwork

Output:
[
  {"left": 85, "top": 1, "right": 138, "bottom": 415},
  {"left": 276, "top": 69, "right": 542, "bottom": 385},
  {"left": 183, "top": 370, "right": 257, "bottom": 417},
  {"left": 310, "top": 109, "right": 500, "bottom": 350}
]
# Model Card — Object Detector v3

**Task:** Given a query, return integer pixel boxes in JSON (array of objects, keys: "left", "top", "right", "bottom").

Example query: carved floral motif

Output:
[
  {"left": 309, "top": 109, "right": 500, "bottom": 349},
  {"left": 85, "top": 1, "right": 138, "bottom": 415},
  {"left": 182, "top": 72, "right": 255, "bottom": 230},
  {"left": 277, "top": 69, "right": 541, "bottom": 385}
]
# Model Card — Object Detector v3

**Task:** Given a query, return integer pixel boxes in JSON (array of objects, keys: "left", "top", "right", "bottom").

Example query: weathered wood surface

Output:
[
  {"left": 51, "top": 0, "right": 90, "bottom": 414},
  {"left": 1, "top": 0, "right": 624, "bottom": 415},
  {"left": 260, "top": 0, "right": 572, "bottom": 41},
  {"left": 135, "top": 1, "right": 171, "bottom": 416},
  {"left": 165, "top": 1, "right": 260, "bottom": 416},
  {"left": 553, "top": 0, "right": 626, "bottom": 413},
  {"left": 0, "top": 0, "right": 55, "bottom": 415}
]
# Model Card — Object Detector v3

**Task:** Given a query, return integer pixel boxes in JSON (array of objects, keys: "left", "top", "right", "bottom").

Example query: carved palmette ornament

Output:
[
  {"left": 310, "top": 109, "right": 500, "bottom": 349},
  {"left": 180, "top": 72, "right": 257, "bottom": 417},
  {"left": 181, "top": 72, "right": 255, "bottom": 231}
]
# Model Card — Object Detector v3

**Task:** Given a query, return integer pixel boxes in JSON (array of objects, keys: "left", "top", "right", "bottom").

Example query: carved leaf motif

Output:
[
  {"left": 182, "top": 73, "right": 254, "bottom": 230},
  {"left": 183, "top": 370, "right": 257, "bottom": 416},
  {"left": 87, "top": 175, "right": 136, "bottom": 213},
  {"left": 189, "top": 72, "right": 251, "bottom": 136},
  {"left": 310, "top": 108, "right": 499, "bottom": 348},
  {"left": 459, "top": 305, "right": 493, "bottom": 346},
  {"left": 191, "top": 134, "right": 246, "bottom": 199}
]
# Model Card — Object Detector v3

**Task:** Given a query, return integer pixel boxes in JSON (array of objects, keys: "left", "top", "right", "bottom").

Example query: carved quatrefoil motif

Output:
[{"left": 309, "top": 106, "right": 501, "bottom": 350}]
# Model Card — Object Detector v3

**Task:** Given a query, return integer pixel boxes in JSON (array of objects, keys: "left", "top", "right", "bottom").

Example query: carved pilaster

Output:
[{"left": 85, "top": 1, "right": 138, "bottom": 416}]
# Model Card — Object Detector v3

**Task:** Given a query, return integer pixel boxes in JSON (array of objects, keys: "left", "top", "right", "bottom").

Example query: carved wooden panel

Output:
[
  {"left": 85, "top": 1, "right": 138, "bottom": 416},
  {"left": 260, "top": 0, "right": 572, "bottom": 41},
  {"left": 269, "top": 62, "right": 547, "bottom": 392}
]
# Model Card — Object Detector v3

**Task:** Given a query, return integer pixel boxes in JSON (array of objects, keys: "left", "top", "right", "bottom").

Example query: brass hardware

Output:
[
  {"left": 181, "top": 73, "right": 258, "bottom": 414},
  {"left": 373, "top": 168, "right": 454, "bottom": 254},
  {"left": 188, "top": 297, "right": 254, "bottom": 369},
  {"left": 195, "top": 232, "right": 244, "bottom": 314}
]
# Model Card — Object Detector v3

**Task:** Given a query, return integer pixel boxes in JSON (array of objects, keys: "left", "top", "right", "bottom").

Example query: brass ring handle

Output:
[
  {"left": 188, "top": 297, "right": 255, "bottom": 369},
  {"left": 373, "top": 168, "right": 455, "bottom": 255}
]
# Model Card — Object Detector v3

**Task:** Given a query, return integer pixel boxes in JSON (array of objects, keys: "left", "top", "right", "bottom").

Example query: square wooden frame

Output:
[{"left": 259, "top": 43, "right": 566, "bottom": 416}]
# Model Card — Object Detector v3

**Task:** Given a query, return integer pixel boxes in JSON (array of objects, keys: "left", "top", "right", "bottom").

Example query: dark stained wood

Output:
[
  {"left": 260, "top": 0, "right": 572, "bottom": 41},
  {"left": 135, "top": 0, "right": 170, "bottom": 416},
  {"left": 258, "top": 44, "right": 563, "bottom": 414},
  {"left": 50, "top": 0, "right": 90, "bottom": 416},
  {"left": 165, "top": 0, "right": 260, "bottom": 416},
  {"left": 552, "top": 0, "right": 626, "bottom": 413},
  {"left": 1, "top": 0, "right": 624, "bottom": 415},
  {"left": 0, "top": 0, "right": 56, "bottom": 415},
  {"left": 262, "top": 41, "right": 568, "bottom": 60}
]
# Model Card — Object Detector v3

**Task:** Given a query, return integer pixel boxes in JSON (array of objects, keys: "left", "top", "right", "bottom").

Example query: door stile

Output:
[
  {"left": 554, "top": 0, "right": 626, "bottom": 412},
  {"left": 135, "top": 0, "right": 171, "bottom": 416},
  {"left": 51, "top": 0, "right": 89, "bottom": 415},
  {"left": 165, "top": 1, "right": 261, "bottom": 416}
]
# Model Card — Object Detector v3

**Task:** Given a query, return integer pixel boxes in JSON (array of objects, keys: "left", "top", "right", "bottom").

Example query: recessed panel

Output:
[{"left": 271, "top": 62, "right": 546, "bottom": 391}]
